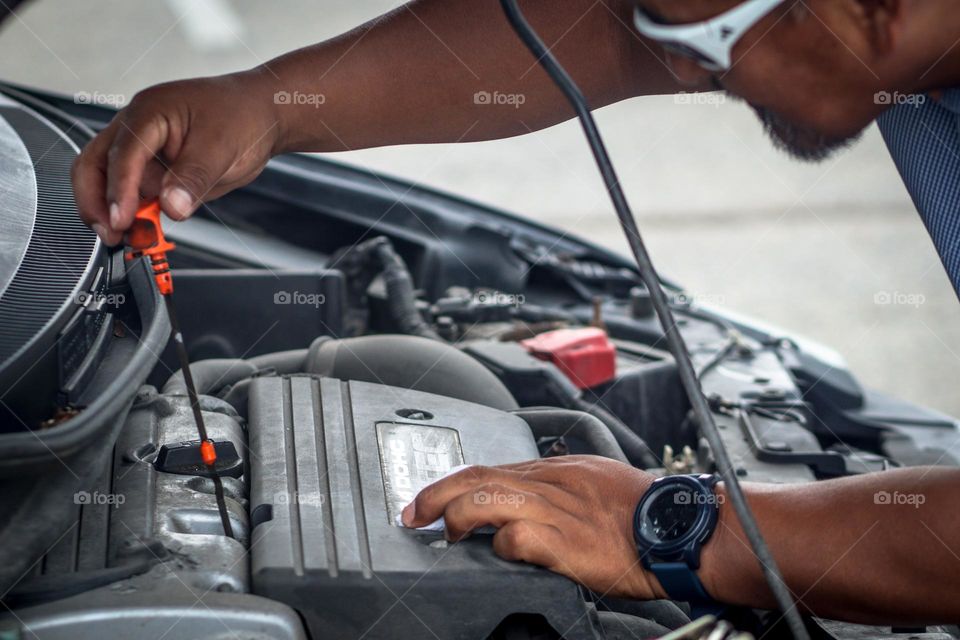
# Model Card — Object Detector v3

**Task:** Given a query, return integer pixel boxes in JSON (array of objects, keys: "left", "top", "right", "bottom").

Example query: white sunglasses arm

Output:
[{"left": 633, "top": 0, "right": 788, "bottom": 70}]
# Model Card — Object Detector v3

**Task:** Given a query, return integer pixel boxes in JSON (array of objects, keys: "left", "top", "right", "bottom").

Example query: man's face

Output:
[{"left": 635, "top": 0, "right": 903, "bottom": 162}]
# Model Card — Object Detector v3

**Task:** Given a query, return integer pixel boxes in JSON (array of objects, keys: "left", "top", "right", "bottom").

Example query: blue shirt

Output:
[{"left": 877, "top": 90, "right": 960, "bottom": 298}]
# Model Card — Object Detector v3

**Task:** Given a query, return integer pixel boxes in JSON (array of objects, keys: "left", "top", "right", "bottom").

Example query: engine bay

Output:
[{"left": 1, "top": 86, "right": 959, "bottom": 640}]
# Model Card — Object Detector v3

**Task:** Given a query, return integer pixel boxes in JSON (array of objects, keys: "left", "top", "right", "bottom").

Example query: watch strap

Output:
[{"left": 649, "top": 561, "right": 712, "bottom": 602}]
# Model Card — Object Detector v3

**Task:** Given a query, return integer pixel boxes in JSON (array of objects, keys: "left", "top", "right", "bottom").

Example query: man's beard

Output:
[{"left": 750, "top": 103, "right": 862, "bottom": 162}]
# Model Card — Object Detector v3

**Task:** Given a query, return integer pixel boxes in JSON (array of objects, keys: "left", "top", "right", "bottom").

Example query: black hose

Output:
[
  {"left": 514, "top": 408, "right": 629, "bottom": 464},
  {"left": 373, "top": 238, "right": 441, "bottom": 340},
  {"left": 248, "top": 348, "right": 308, "bottom": 374},
  {"left": 307, "top": 335, "right": 519, "bottom": 410},
  {"left": 572, "top": 399, "right": 659, "bottom": 468},
  {"left": 3, "top": 557, "right": 158, "bottom": 608},
  {"left": 162, "top": 358, "right": 257, "bottom": 396},
  {"left": 497, "top": 2, "right": 809, "bottom": 638},
  {"left": 163, "top": 349, "right": 306, "bottom": 398}
]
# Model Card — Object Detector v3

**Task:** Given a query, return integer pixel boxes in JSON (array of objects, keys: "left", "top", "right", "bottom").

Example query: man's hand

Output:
[
  {"left": 401, "top": 455, "right": 666, "bottom": 600},
  {"left": 72, "top": 70, "right": 283, "bottom": 245}
]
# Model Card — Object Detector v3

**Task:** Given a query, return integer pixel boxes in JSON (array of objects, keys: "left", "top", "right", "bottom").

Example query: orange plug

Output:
[{"left": 124, "top": 200, "right": 176, "bottom": 295}]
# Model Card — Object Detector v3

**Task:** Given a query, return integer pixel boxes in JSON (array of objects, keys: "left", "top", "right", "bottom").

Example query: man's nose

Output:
[{"left": 665, "top": 53, "right": 714, "bottom": 86}]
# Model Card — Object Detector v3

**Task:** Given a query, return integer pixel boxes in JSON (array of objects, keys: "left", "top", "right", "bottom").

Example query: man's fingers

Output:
[
  {"left": 105, "top": 114, "right": 170, "bottom": 234},
  {"left": 139, "top": 158, "right": 167, "bottom": 201},
  {"left": 441, "top": 484, "right": 557, "bottom": 541},
  {"left": 72, "top": 124, "right": 118, "bottom": 244},
  {"left": 497, "top": 456, "right": 590, "bottom": 483},
  {"left": 403, "top": 466, "right": 495, "bottom": 526},
  {"left": 492, "top": 520, "right": 565, "bottom": 568},
  {"left": 72, "top": 161, "right": 120, "bottom": 246},
  {"left": 403, "top": 466, "right": 518, "bottom": 527},
  {"left": 403, "top": 462, "right": 583, "bottom": 528}
]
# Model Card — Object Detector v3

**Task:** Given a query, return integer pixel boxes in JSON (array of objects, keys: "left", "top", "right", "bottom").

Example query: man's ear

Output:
[{"left": 855, "top": 0, "right": 903, "bottom": 54}]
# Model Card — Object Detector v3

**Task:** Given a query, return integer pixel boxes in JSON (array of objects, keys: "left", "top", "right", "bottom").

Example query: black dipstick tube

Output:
[{"left": 497, "top": 2, "right": 810, "bottom": 638}]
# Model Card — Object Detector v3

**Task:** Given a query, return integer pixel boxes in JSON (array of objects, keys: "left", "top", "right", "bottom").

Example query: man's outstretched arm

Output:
[
  {"left": 73, "top": 0, "right": 688, "bottom": 244},
  {"left": 703, "top": 464, "right": 960, "bottom": 624},
  {"left": 403, "top": 457, "right": 960, "bottom": 625}
]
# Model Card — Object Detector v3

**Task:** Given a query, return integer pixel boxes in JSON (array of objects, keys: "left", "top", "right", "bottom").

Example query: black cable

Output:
[
  {"left": 497, "top": 2, "right": 809, "bottom": 638},
  {"left": 4, "top": 556, "right": 159, "bottom": 608},
  {"left": 573, "top": 398, "right": 659, "bottom": 468},
  {"left": 670, "top": 304, "right": 741, "bottom": 378},
  {"left": 372, "top": 238, "right": 442, "bottom": 340}
]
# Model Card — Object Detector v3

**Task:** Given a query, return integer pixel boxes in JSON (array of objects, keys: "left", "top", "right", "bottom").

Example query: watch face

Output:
[{"left": 638, "top": 484, "right": 700, "bottom": 543}]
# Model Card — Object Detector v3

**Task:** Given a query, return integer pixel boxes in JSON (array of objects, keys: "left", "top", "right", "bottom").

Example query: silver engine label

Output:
[{"left": 376, "top": 422, "right": 464, "bottom": 525}]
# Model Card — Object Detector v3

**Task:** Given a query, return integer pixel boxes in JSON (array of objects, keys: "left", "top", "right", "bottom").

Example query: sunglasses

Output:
[{"left": 633, "top": 0, "right": 790, "bottom": 72}]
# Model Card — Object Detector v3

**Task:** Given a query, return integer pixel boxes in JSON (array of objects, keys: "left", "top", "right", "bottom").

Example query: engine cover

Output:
[{"left": 248, "top": 376, "right": 602, "bottom": 640}]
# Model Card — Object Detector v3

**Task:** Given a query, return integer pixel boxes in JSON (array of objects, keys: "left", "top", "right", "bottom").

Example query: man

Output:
[{"left": 72, "top": 0, "right": 960, "bottom": 624}]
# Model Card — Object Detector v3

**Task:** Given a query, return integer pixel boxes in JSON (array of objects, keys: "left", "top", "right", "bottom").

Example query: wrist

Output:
[
  {"left": 698, "top": 482, "right": 733, "bottom": 601},
  {"left": 698, "top": 482, "right": 774, "bottom": 608},
  {"left": 241, "top": 65, "right": 303, "bottom": 156},
  {"left": 637, "top": 565, "right": 671, "bottom": 601}
]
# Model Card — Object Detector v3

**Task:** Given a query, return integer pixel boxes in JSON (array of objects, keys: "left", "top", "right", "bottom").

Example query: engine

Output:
[
  {"left": 1, "top": 335, "right": 658, "bottom": 639},
  {"left": 1, "top": 86, "right": 958, "bottom": 640}
]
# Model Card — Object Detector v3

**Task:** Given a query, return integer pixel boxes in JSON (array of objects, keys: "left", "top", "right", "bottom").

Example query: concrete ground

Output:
[{"left": 2, "top": 0, "right": 957, "bottom": 417}]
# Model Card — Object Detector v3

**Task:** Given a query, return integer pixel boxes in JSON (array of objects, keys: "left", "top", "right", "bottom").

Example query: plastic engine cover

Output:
[{"left": 248, "top": 376, "right": 602, "bottom": 640}]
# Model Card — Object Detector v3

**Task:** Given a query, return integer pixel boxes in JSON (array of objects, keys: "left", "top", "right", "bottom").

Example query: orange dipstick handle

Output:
[
  {"left": 124, "top": 200, "right": 176, "bottom": 295},
  {"left": 200, "top": 440, "right": 217, "bottom": 467}
]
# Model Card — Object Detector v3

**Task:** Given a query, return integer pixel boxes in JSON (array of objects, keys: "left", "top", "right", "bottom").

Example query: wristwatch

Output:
[{"left": 633, "top": 474, "right": 720, "bottom": 604}]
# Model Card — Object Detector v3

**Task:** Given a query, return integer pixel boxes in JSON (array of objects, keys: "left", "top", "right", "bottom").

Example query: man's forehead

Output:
[{"left": 637, "top": 0, "right": 746, "bottom": 25}]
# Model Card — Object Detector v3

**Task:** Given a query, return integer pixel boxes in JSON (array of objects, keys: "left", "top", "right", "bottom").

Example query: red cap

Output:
[{"left": 521, "top": 327, "right": 616, "bottom": 389}]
